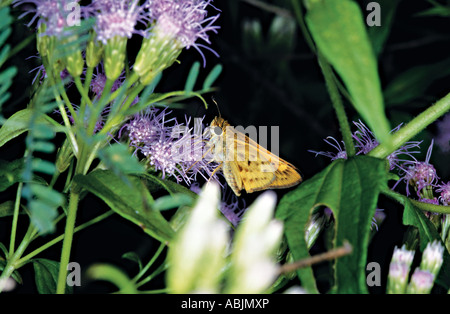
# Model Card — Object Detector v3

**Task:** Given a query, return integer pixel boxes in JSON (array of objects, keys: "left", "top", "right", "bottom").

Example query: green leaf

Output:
[
  {"left": 154, "top": 193, "right": 194, "bottom": 211},
  {"left": 139, "top": 173, "right": 197, "bottom": 197},
  {"left": 87, "top": 263, "right": 137, "bottom": 293},
  {"left": 0, "top": 201, "right": 24, "bottom": 218},
  {"left": 384, "top": 58, "right": 450, "bottom": 106},
  {"left": 0, "top": 242, "right": 8, "bottom": 258},
  {"left": 0, "top": 159, "right": 24, "bottom": 192},
  {"left": 276, "top": 156, "right": 388, "bottom": 294},
  {"left": 74, "top": 170, "right": 175, "bottom": 243},
  {"left": 98, "top": 143, "right": 145, "bottom": 175},
  {"left": 122, "top": 252, "right": 143, "bottom": 271},
  {"left": 367, "top": 0, "right": 401, "bottom": 56},
  {"left": 32, "top": 259, "right": 72, "bottom": 294},
  {"left": 185, "top": 61, "right": 200, "bottom": 92},
  {"left": 0, "top": 109, "right": 63, "bottom": 148},
  {"left": 416, "top": 2, "right": 450, "bottom": 17},
  {"left": 305, "top": 0, "right": 391, "bottom": 144},
  {"left": 203, "top": 64, "right": 223, "bottom": 90}
]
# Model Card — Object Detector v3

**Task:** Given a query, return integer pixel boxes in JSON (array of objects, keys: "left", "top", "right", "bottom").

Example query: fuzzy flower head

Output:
[
  {"left": 310, "top": 121, "right": 421, "bottom": 172},
  {"left": 134, "top": 0, "right": 220, "bottom": 84},
  {"left": 420, "top": 240, "right": 444, "bottom": 277},
  {"left": 399, "top": 141, "right": 439, "bottom": 197},
  {"left": 352, "top": 120, "right": 379, "bottom": 155},
  {"left": 91, "top": 0, "right": 149, "bottom": 44},
  {"left": 387, "top": 262, "right": 410, "bottom": 294},
  {"left": 146, "top": 0, "right": 220, "bottom": 60},
  {"left": 406, "top": 269, "right": 435, "bottom": 294},
  {"left": 308, "top": 136, "right": 347, "bottom": 161},
  {"left": 436, "top": 181, "right": 450, "bottom": 206},
  {"left": 14, "top": 0, "right": 80, "bottom": 37},
  {"left": 123, "top": 108, "right": 219, "bottom": 185}
]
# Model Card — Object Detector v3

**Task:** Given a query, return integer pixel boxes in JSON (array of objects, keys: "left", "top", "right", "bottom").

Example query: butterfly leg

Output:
[{"left": 208, "top": 162, "right": 223, "bottom": 182}]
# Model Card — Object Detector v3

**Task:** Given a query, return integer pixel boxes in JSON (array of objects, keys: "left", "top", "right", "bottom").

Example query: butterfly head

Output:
[{"left": 209, "top": 116, "right": 230, "bottom": 137}]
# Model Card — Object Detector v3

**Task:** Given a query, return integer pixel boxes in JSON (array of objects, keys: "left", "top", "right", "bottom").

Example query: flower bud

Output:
[
  {"left": 406, "top": 269, "right": 435, "bottom": 294},
  {"left": 420, "top": 240, "right": 444, "bottom": 277},
  {"left": 86, "top": 32, "right": 104, "bottom": 68}
]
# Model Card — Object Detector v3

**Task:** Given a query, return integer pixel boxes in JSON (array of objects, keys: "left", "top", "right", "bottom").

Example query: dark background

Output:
[{"left": 2, "top": 0, "right": 450, "bottom": 293}]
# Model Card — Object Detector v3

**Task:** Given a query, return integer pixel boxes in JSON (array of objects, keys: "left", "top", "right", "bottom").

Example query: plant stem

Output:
[
  {"left": 132, "top": 243, "right": 166, "bottom": 283},
  {"left": 382, "top": 188, "right": 450, "bottom": 214},
  {"left": 369, "top": 92, "right": 450, "bottom": 159},
  {"left": 8, "top": 182, "right": 23, "bottom": 257},
  {"left": 0, "top": 224, "right": 35, "bottom": 293},
  {"left": 55, "top": 186, "right": 81, "bottom": 294},
  {"left": 290, "top": 0, "right": 316, "bottom": 53},
  {"left": 318, "top": 54, "right": 356, "bottom": 157},
  {"left": 16, "top": 211, "right": 114, "bottom": 268}
]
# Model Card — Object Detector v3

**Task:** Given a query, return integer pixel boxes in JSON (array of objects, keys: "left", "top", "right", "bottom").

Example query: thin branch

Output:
[{"left": 278, "top": 241, "right": 353, "bottom": 274}]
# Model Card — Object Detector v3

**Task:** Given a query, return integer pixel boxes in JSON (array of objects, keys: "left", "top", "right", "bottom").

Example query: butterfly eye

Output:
[{"left": 213, "top": 126, "right": 223, "bottom": 135}]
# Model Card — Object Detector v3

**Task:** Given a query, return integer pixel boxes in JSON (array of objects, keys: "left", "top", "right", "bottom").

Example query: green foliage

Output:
[
  {"left": 21, "top": 86, "right": 64, "bottom": 234},
  {"left": 305, "top": 0, "right": 391, "bottom": 145},
  {"left": 32, "top": 259, "right": 72, "bottom": 294},
  {"left": 384, "top": 58, "right": 450, "bottom": 106},
  {"left": 74, "top": 170, "right": 175, "bottom": 243},
  {"left": 277, "top": 156, "right": 389, "bottom": 293},
  {"left": 0, "top": 6, "right": 16, "bottom": 118}
]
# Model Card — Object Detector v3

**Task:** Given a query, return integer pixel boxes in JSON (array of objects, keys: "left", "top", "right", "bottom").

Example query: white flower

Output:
[
  {"left": 226, "top": 190, "right": 283, "bottom": 294},
  {"left": 420, "top": 240, "right": 444, "bottom": 277},
  {"left": 166, "top": 182, "right": 229, "bottom": 293}
]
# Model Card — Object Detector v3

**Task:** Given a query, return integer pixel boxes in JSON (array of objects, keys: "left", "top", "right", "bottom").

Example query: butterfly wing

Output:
[{"left": 225, "top": 126, "right": 302, "bottom": 195}]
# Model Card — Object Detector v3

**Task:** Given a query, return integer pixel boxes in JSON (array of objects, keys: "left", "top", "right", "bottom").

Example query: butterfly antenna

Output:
[{"left": 212, "top": 97, "right": 221, "bottom": 118}]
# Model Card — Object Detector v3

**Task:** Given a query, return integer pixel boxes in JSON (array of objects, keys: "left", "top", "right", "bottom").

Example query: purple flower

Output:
[
  {"left": 309, "top": 121, "right": 421, "bottom": 172},
  {"left": 436, "top": 113, "right": 450, "bottom": 153},
  {"left": 122, "top": 107, "right": 219, "bottom": 185},
  {"left": 418, "top": 197, "right": 440, "bottom": 205},
  {"left": 146, "top": 0, "right": 220, "bottom": 65},
  {"left": 396, "top": 141, "right": 439, "bottom": 197},
  {"left": 220, "top": 187, "right": 246, "bottom": 227},
  {"left": 308, "top": 136, "right": 347, "bottom": 161},
  {"left": 352, "top": 120, "right": 379, "bottom": 155},
  {"left": 90, "top": 0, "right": 149, "bottom": 44},
  {"left": 436, "top": 181, "right": 450, "bottom": 206},
  {"left": 371, "top": 208, "right": 385, "bottom": 231},
  {"left": 14, "top": 0, "right": 81, "bottom": 37}
]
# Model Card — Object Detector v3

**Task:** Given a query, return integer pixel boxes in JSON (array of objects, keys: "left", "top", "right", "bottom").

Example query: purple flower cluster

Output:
[
  {"left": 122, "top": 107, "right": 219, "bottom": 185},
  {"left": 16, "top": 0, "right": 220, "bottom": 62},
  {"left": 309, "top": 120, "right": 422, "bottom": 172},
  {"left": 89, "top": 0, "right": 150, "bottom": 45},
  {"left": 146, "top": 0, "right": 220, "bottom": 62},
  {"left": 310, "top": 120, "right": 450, "bottom": 225},
  {"left": 14, "top": 0, "right": 78, "bottom": 37}
]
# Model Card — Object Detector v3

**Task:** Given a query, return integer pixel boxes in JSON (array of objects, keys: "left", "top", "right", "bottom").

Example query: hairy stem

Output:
[
  {"left": 318, "top": 55, "right": 356, "bottom": 157},
  {"left": 369, "top": 92, "right": 450, "bottom": 159}
]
